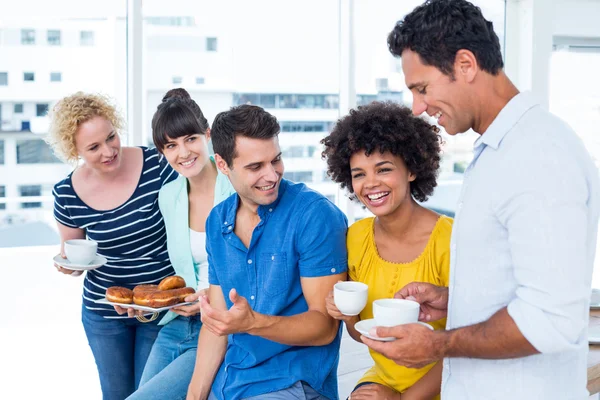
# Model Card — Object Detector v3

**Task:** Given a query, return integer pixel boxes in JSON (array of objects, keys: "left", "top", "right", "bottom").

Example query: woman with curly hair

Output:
[
  {"left": 322, "top": 101, "right": 452, "bottom": 400},
  {"left": 48, "top": 92, "right": 177, "bottom": 399}
]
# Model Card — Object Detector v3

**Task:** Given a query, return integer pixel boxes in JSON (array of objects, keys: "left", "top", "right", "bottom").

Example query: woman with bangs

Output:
[
  {"left": 321, "top": 102, "right": 452, "bottom": 400},
  {"left": 125, "top": 88, "right": 235, "bottom": 400}
]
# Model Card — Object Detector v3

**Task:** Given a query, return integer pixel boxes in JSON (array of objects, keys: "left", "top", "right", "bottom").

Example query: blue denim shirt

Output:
[{"left": 206, "top": 179, "right": 348, "bottom": 400}]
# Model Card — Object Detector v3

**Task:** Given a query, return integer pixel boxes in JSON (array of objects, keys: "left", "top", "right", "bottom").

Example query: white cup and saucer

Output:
[
  {"left": 355, "top": 298, "right": 433, "bottom": 342},
  {"left": 54, "top": 239, "right": 107, "bottom": 271}
]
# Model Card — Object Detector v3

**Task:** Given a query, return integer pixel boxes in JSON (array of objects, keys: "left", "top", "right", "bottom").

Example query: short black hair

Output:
[
  {"left": 388, "top": 0, "right": 503, "bottom": 77},
  {"left": 211, "top": 104, "right": 280, "bottom": 167},
  {"left": 321, "top": 101, "right": 441, "bottom": 202},
  {"left": 152, "top": 88, "right": 209, "bottom": 152}
]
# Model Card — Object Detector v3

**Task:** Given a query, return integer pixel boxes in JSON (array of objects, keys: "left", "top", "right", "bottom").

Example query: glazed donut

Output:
[
  {"left": 106, "top": 287, "right": 133, "bottom": 304},
  {"left": 133, "top": 287, "right": 195, "bottom": 308},
  {"left": 158, "top": 275, "right": 186, "bottom": 291},
  {"left": 133, "top": 284, "right": 158, "bottom": 297}
]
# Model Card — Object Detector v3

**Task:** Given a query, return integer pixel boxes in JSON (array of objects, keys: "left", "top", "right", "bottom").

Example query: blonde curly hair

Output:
[{"left": 46, "top": 92, "right": 124, "bottom": 164}]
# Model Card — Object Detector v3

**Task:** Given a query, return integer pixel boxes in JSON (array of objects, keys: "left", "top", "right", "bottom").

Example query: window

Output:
[
  {"left": 21, "top": 121, "right": 30, "bottom": 131},
  {"left": 80, "top": 30, "right": 94, "bottom": 46},
  {"left": 145, "top": 16, "right": 195, "bottom": 26},
  {"left": 284, "top": 171, "right": 313, "bottom": 182},
  {"left": 23, "top": 72, "right": 35, "bottom": 82},
  {"left": 0, "top": 72, "right": 7, "bottom": 86},
  {"left": 47, "top": 30, "right": 61, "bottom": 46},
  {"left": 0, "top": 185, "right": 5, "bottom": 211},
  {"left": 21, "top": 29, "right": 35, "bottom": 45},
  {"left": 172, "top": 76, "right": 182, "bottom": 84},
  {"left": 0, "top": 140, "right": 4, "bottom": 165},
  {"left": 14, "top": 103, "right": 23, "bottom": 113},
  {"left": 196, "top": 77, "right": 205, "bottom": 85},
  {"left": 16, "top": 139, "right": 60, "bottom": 164},
  {"left": 19, "top": 185, "right": 42, "bottom": 209},
  {"left": 50, "top": 72, "right": 62, "bottom": 82},
  {"left": 206, "top": 37, "right": 217, "bottom": 51},
  {"left": 36, "top": 104, "right": 49, "bottom": 117},
  {"left": 282, "top": 146, "right": 305, "bottom": 158},
  {"left": 280, "top": 121, "right": 333, "bottom": 133}
]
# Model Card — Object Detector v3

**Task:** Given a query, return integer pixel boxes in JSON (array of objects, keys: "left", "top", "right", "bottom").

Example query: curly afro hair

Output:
[{"left": 321, "top": 101, "right": 441, "bottom": 202}]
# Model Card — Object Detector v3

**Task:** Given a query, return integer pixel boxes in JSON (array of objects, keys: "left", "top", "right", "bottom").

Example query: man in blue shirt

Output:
[{"left": 186, "top": 104, "right": 348, "bottom": 400}]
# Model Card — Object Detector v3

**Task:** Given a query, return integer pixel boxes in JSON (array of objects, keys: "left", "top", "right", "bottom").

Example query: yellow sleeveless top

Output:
[{"left": 347, "top": 215, "right": 453, "bottom": 397}]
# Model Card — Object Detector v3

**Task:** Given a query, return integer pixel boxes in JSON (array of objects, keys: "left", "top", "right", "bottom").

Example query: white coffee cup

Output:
[
  {"left": 334, "top": 281, "right": 368, "bottom": 316},
  {"left": 64, "top": 239, "right": 98, "bottom": 265},
  {"left": 373, "top": 298, "right": 419, "bottom": 327}
]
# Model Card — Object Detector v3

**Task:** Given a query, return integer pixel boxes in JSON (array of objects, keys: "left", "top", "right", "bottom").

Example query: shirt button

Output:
[
  {"left": 271, "top": 256, "right": 275, "bottom": 261},
  {"left": 269, "top": 208, "right": 273, "bottom": 212},
  {"left": 224, "top": 221, "right": 228, "bottom": 225},
  {"left": 250, "top": 295, "right": 255, "bottom": 300},
  {"left": 331, "top": 268, "right": 336, "bottom": 273},
  {"left": 247, "top": 259, "right": 252, "bottom": 264},
  {"left": 228, "top": 226, "right": 232, "bottom": 230}
]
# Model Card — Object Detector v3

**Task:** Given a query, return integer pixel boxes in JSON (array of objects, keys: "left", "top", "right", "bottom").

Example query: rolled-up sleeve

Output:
[{"left": 501, "top": 150, "right": 591, "bottom": 354}]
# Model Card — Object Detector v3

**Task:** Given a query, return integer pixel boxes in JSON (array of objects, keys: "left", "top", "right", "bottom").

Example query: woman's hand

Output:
[
  {"left": 53, "top": 252, "right": 83, "bottom": 276},
  {"left": 113, "top": 305, "right": 145, "bottom": 318},
  {"left": 171, "top": 289, "right": 207, "bottom": 317},
  {"left": 325, "top": 290, "right": 356, "bottom": 323}
]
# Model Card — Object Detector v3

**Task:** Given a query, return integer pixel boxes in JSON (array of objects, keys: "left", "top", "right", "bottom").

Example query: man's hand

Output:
[
  {"left": 200, "top": 288, "right": 256, "bottom": 336},
  {"left": 361, "top": 323, "right": 446, "bottom": 369},
  {"left": 395, "top": 282, "right": 448, "bottom": 322},
  {"left": 349, "top": 383, "right": 401, "bottom": 400}
]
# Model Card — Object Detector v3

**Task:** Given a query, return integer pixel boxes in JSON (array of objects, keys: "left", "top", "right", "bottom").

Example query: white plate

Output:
[
  {"left": 95, "top": 297, "right": 196, "bottom": 313},
  {"left": 354, "top": 318, "right": 434, "bottom": 342},
  {"left": 54, "top": 254, "right": 107, "bottom": 271}
]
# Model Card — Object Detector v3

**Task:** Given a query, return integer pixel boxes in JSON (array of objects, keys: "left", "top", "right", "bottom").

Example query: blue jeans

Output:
[
  {"left": 208, "top": 381, "right": 329, "bottom": 400},
  {"left": 127, "top": 315, "right": 201, "bottom": 400},
  {"left": 81, "top": 305, "right": 163, "bottom": 400}
]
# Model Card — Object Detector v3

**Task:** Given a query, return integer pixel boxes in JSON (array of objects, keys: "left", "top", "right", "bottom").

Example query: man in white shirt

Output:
[{"left": 361, "top": 0, "right": 600, "bottom": 398}]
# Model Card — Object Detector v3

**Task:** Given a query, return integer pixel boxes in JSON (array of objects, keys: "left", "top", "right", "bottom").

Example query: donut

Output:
[
  {"left": 157, "top": 276, "right": 186, "bottom": 291},
  {"left": 106, "top": 287, "right": 133, "bottom": 304},
  {"left": 133, "top": 284, "right": 158, "bottom": 296},
  {"left": 133, "top": 287, "right": 195, "bottom": 308}
]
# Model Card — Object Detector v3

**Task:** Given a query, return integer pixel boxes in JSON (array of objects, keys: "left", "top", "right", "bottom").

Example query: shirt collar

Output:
[
  {"left": 473, "top": 91, "right": 538, "bottom": 151},
  {"left": 221, "top": 178, "right": 289, "bottom": 234}
]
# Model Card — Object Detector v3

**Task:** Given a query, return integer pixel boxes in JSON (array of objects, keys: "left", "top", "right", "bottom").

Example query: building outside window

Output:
[
  {"left": 21, "top": 29, "right": 35, "bottom": 45},
  {"left": 14, "top": 103, "right": 23, "bottom": 113},
  {"left": 284, "top": 171, "right": 313, "bottom": 182},
  {"left": 47, "top": 30, "right": 61, "bottom": 46},
  {"left": 0, "top": 185, "right": 5, "bottom": 210},
  {"left": 0, "top": 72, "right": 7, "bottom": 86},
  {"left": 23, "top": 72, "right": 35, "bottom": 82},
  {"left": 80, "top": 30, "right": 94, "bottom": 46},
  {"left": 50, "top": 72, "right": 62, "bottom": 82},
  {"left": 172, "top": 76, "right": 182, "bottom": 84},
  {"left": 16, "top": 139, "right": 60, "bottom": 164},
  {"left": 19, "top": 185, "right": 42, "bottom": 209},
  {"left": 206, "top": 37, "right": 217, "bottom": 51},
  {"left": 196, "top": 77, "right": 205, "bottom": 84},
  {"left": 0, "top": 139, "right": 4, "bottom": 165},
  {"left": 36, "top": 104, "right": 49, "bottom": 117}
]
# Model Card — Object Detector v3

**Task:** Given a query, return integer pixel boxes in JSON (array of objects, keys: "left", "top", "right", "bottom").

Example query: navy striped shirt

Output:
[{"left": 53, "top": 147, "right": 178, "bottom": 318}]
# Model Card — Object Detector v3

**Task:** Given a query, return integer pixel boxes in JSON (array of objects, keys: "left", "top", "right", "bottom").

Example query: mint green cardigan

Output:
[{"left": 157, "top": 158, "right": 235, "bottom": 325}]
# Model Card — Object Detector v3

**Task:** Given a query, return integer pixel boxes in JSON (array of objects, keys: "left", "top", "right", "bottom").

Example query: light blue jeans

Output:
[
  {"left": 81, "top": 304, "right": 163, "bottom": 400},
  {"left": 126, "top": 315, "right": 201, "bottom": 400},
  {"left": 208, "top": 381, "right": 329, "bottom": 400}
]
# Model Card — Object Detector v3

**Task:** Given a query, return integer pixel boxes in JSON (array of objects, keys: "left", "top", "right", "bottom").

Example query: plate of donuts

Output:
[{"left": 96, "top": 275, "right": 198, "bottom": 313}]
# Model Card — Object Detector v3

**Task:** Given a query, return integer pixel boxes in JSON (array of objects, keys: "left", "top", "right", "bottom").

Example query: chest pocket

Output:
[{"left": 259, "top": 252, "right": 289, "bottom": 297}]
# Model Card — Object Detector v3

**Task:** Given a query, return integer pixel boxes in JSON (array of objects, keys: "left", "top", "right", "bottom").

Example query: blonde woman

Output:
[{"left": 48, "top": 92, "right": 177, "bottom": 400}]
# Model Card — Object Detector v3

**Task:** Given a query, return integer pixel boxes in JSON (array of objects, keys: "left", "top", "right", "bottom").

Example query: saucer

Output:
[
  {"left": 53, "top": 254, "right": 107, "bottom": 271},
  {"left": 354, "top": 318, "right": 433, "bottom": 342}
]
